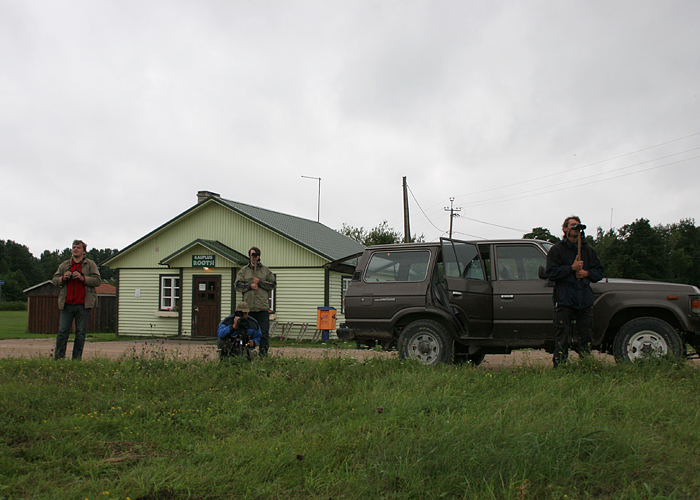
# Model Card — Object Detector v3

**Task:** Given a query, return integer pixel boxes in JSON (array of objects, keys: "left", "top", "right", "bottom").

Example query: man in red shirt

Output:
[{"left": 51, "top": 240, "right": 102, "bottom": 359}]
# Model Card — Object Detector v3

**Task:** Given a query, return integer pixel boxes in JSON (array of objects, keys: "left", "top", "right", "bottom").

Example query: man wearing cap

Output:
[
  {"left": 235, "top": 246, "right": 276, "bottom": 356},
  {"left": 51, "top": 239, "right": 102, "bottom": 360},
  {"left": 217, "top": 302, "right": 262, "bottom": 359},
  {"left": 545, "top": 216, "right": 605, "bottom": 367}
]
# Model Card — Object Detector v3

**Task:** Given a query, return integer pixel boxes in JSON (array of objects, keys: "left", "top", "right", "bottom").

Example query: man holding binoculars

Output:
[
  {"left": 546, "top": 216, "right": 605, "bottom": 367},
  {"left": 235, "top": 246, "right": 276, "bottom": 356},
  {"left": 51, "top": 239, "right": 102, "bottom": 360}
]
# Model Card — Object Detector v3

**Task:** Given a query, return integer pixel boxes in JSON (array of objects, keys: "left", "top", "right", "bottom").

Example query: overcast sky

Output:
[{"left": 2, "top": 0, "right": 699, "bottom": 257}]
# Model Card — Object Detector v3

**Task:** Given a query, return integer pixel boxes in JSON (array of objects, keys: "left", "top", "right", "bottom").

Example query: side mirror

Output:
[{"left": 539, "top": 265, "right": 555, "bottom": 288}]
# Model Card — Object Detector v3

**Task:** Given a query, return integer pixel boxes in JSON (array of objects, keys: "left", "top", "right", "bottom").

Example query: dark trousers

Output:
[
  {"left": 249, "top": 310, "right": 270, "bottom": 356},
  {"left": 56, "top": 304, "right": 91, "bottom": 359},
  {"left": 553, "top": 307, "right": 593, "bottom": 367}
]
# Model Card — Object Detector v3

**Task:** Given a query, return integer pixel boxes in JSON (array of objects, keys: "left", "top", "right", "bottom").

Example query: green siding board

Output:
[{"left": 117, "top": 269, "right": 179, "bottom": 337}]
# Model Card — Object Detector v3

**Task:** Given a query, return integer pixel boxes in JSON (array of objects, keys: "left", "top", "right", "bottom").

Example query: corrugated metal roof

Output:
[{"left": 217, "top": 197, "right": 365, "bottom": 261}]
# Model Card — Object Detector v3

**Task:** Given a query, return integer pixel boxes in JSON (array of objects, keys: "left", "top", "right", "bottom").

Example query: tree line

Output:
[
  {"left": 3, "top": 216, "right": 699, "bottom": 302},
  {"left": 524, "top": 218, "right": 700, "bottom": 287},
  {"left": 345, "top": 217, "right": 700, "bottom": 288},
  {"left": 0, "top": 241, "right": 117, "bottom": 302}
]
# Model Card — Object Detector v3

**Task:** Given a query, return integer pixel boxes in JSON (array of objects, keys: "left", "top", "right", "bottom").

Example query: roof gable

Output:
[
  {"left": 159, "top": 239, "right": 249, "bottom": 266},
  {"left": 105, "top": 194, "right": 365, "bottom": 266}
]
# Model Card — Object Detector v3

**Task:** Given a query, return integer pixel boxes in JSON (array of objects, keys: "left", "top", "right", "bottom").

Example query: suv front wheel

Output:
[
  {"left": 613, "top": 317, "right": 683, "bottom": 362},
  {"left": 398, "top": 320, "right": 453, "bottom": 365}
]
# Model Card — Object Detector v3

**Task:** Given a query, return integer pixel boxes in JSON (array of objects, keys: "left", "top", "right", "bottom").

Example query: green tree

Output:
[
  {"left": 339, "top": 221, "right": 424, "bottom": 246},
  {"left": 0, "top": 269, "right": 30, "bottom": 302},
  {"left": 592, "top": 218, "right": 700, "bottom": 286},
  {"left": 87, "top": 248, "right": 118, "bottom": 282},
  {"left": 523, "top": 227, "right": 559, "bottom": 243}
]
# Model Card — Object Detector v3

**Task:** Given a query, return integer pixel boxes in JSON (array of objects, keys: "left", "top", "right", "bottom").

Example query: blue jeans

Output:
[
  {"left": 249, "top": 310, "right": 270, "bottom": 356},
  {"left": 55, "top": 304, "right": 91, "bottom": 359}
]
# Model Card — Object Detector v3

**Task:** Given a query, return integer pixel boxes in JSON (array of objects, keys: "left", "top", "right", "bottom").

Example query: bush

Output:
[{"left": 0, "top": 301, "right": 27, "bottom": 311}]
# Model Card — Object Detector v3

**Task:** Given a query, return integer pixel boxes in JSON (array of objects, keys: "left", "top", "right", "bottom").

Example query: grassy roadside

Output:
[
  {"left": 1, "top": 353, "right": 699, "bottom": 499},
  {"left": 0, "top": 311, "right": 360, "bottom": 349}
]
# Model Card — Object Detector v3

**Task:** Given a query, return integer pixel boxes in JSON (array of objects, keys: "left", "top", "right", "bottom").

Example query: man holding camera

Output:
[
  {"left": 235, "top": 246, "right": 276, "bottom": 356},
  {"left": 217, "top": 302, "right": 262, "bottom": 358},
  {"left": 51, "top": 240, "right": 102, "bottom": 360},
  {"left": 546, "top": 216, "right": 605, "bottom": 367}
]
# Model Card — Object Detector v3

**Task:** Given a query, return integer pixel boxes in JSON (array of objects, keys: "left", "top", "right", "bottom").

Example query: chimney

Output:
[{"left": 197, "top": 191, "right": 221, "bottom": 204}]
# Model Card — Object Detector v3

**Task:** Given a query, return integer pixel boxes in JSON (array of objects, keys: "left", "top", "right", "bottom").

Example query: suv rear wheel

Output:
[
  {"left": 613, "top": 317, "right": 683, "bottom": 362},
  {"left": 397, "top": 320, "right": 453, "bottom": 365}
]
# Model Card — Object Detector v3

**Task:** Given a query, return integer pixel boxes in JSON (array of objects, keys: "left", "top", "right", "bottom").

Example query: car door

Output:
[
  {"left": 491, "top": 243, "right": 554, "bottom": 339},
  {"left": 440, "top": 239, "right": 493, "bottom": 337}
]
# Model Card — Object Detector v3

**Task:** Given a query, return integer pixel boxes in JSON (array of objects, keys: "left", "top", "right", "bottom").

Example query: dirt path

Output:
[{"left": 0, "top": 337, "right": 609, "bottom": 367}]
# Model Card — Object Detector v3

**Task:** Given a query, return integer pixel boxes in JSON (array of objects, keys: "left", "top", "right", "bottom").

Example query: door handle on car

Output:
[
  {"left": 500, "top": 295, "right": 514, "bottom": 300},
  {"left": 452, "top": 291, "right": 463, "bottom": 298}
]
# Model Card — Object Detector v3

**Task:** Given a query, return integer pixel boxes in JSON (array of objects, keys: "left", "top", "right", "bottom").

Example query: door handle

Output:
[
  {"left": 452, "top": 291, "right": 463, "bottom": 298},
  {"left": 500, "top": 295, "right": 514, "bottom": 300}
]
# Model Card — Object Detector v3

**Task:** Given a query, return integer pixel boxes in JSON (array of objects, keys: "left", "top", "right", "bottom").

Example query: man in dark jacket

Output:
[
  {"left": 217, "top": 302, "right": 262, "bottom": 359},
  {"left": 546, "top": 216, "right": 605, "bottom": 367}
]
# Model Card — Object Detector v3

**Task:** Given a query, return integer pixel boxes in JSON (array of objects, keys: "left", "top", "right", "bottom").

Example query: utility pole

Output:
[
  {"left": 301, "top": 175, "right": 321, "bottom": 222},
  {"left": 402, "top": 176, "right": 411, "bottom": 243},
  {"left": 444, "top": 197, "right": 461, "bottom": 238}
]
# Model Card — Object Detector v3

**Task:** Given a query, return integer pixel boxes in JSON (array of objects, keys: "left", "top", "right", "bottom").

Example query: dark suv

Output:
[{"left": 334, "top": 238, "right": 700, "bottom": 365}]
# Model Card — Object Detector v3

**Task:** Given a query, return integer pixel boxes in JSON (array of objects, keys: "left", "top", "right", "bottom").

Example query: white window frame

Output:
[{"left": 160, "top": 275, "right": 181, "bottom": 310}]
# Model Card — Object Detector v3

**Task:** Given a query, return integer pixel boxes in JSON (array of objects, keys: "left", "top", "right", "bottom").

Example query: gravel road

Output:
[{"left": 0, "top": 337, "right": 609, "bottom": 368}]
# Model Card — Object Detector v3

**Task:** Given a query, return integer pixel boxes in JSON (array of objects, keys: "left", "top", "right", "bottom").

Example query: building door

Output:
[{"left": 192, "top": 275, "right": 220, "bottom": 337}]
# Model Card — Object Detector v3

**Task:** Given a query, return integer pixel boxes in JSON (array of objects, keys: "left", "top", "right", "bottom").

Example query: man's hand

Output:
[
  {"left": 572, "top": 256, "right": 584, "bottom": 272},
  {"left": 63, "top": 270, "right": 72, "bottom": 281},
  {"left": 572, "top": 256, "right": 588, "bottom": 279},
  {"left": 250, "top": 277, "right": 260, "bottom": 291},
  {"left": 248, "top": 340, "right": 255, "bottom": 348},
  {"left": 232, "top": 317, "right": 240, "bottom": 329}
]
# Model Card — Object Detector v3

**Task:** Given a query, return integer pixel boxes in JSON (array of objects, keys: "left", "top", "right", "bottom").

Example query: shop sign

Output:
[{"left": 192, "top": 254, "right": 215, "bottom": 267}]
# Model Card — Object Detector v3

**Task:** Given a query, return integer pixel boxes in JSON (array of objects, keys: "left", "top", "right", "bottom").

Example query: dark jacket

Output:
[
  {"left": 216, "top": 314, "right": 262, "bottom": 345},
  {"left": 546, "top": 238, "right": 604, "bottom": 310}
]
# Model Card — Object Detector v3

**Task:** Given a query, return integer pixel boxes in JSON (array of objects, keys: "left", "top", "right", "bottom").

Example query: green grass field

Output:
[
  {"left": 0, "top": 311, "right": 120, "bottom": 341},
  {"left": 1, "top": 351, "right": 699, "bottom": 499},
  {"left": 0, "top": 310, "right": 29, "bottom": 337}
]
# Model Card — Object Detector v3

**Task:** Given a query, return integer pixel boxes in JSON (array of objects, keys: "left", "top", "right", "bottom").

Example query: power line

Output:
[
  {"left": 405, "top": 183, "right": 446, "bottom": 234},
  {"left": 461, "top": 148, "right": 700, "bottom": 208},
  {"left": 415, "top": 131, "right": 700, "bottom": 220},
  {"left": 462, "top": 154, "right": 700, "bottom": 208},
  {"left": 454, "top": 131, "right": 700, "bottom": 201}
]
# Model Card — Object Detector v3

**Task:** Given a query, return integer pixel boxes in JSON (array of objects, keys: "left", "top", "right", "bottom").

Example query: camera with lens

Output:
[{"left": 234, "top": 310, "right": 249, "bottom": 332}]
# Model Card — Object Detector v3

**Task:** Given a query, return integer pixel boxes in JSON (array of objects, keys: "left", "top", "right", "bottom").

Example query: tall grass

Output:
[{"left": 1, "top": 353, "right": 699, "bottom": 499}]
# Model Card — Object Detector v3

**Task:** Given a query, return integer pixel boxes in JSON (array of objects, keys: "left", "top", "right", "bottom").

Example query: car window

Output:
[
  {"left": 495, "top": 245, "right": 546, "bottom": 281},
  {"left": 364, "top": 250, "right": 431, "bottom": 282},
  {"left": 441, "top": 240, "right": 485, "bottom": 281}
]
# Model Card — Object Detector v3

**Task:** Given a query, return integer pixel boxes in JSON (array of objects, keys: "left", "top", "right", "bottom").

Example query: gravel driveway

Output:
[{"left": 0, "top": 337, "right": 601, "bottom": 368}]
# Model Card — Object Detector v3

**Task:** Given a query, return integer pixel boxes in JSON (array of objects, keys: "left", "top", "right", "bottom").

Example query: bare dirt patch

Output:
[{"left": 0, "top": 337, "right": 616, "bottom": 367}]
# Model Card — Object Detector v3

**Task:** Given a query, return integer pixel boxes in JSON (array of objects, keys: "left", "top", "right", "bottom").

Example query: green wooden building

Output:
[{"left": 104, "top": 191, "right": 365, "bottom": 338}]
